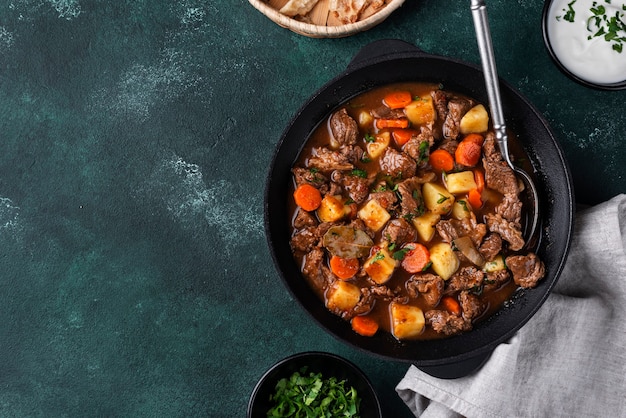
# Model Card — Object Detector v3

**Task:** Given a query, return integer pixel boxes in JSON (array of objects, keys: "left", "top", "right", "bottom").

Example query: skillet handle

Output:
[{"left": 348, "top": 39, "right": 427, "bottom": 70}]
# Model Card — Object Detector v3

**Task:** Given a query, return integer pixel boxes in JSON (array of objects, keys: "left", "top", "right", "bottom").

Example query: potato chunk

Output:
[
  {"left": 446, "top": 171, "right": 478, "bottom": 194},
  {"left": 358, "top": 199, "right": 391, "bottom": 232},
  {"left": 326, "top": 280, "right": 361, "bottom": 312},
  {"left": 411, "top": 212, "right": 441, "bottom": 242},
  {"left": 366, "top": 131, "right": 390, "bottom": 159},
  {"left": 422, "top": 182, "right": 455, "bottom": 215},
  {"left": 451, "top": 198, "right": 472, "bottom": 220},
  {"left": 429, "top": 242, "right": 460, "bottom": 280},
  {"left": 317, "top": 195, "right": 346, "bottom": 223},
  {"left": 358, "top": 110, "right": 373, "bottom": 128},
  {"left": 483, "top": 254, "right": 506, "bottom": 273},
  {"left": 390, "top": 302, "right": 425, "bottom": 340},
  {"left": 363, "top": 247, "right": 397, "bottom": 284},
  {"left": 460, "top": 104, "right": 489, "bottom": 134},
  {"left": 405, "top": 96, "right": 435, "bottom": 126}
]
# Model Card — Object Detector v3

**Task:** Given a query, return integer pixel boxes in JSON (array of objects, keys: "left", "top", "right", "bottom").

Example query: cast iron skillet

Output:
[{"left": 264, "top": 40, "right": 574, "bottom": 378}]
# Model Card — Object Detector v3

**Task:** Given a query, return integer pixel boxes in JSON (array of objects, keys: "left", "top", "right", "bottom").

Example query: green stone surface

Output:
[{"left": 0, "top": 1, "right": 623, "bottom": 417}]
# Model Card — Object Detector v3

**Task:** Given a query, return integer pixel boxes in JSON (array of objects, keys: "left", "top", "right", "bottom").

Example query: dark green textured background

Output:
[{"left": 0, "top": 0, "right": 623, "bottom": 416}]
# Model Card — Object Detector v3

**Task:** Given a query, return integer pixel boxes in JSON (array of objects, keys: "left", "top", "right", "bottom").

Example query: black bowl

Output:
[
  {"left": 264, "top": 40, "right": 574, "bottom": 378},
  {"left": 542, "top": 0, "right": 626, "bottom": 90},
  {"left": 247, "top": 351, "right": 382, "bottom": 418}
]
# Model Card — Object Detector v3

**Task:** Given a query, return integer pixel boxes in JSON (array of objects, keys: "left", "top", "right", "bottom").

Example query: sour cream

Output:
[{"left": 545, "top": 0, "right": 626, "bottom": 85}]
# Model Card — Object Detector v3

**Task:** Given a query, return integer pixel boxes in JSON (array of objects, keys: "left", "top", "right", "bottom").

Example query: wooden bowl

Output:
[{"left": 248, "top": 0, "right": 406, "bottom": 38}]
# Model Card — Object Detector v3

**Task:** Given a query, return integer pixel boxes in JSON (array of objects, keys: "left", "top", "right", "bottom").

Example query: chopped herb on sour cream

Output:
[{"left": 557, "top": 0, "right": 626, "bottom": 53}]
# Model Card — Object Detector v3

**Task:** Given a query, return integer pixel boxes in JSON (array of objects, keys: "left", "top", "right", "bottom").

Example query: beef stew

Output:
[{"left": 288, "top": 82, "right": 545, "bottom": 340}]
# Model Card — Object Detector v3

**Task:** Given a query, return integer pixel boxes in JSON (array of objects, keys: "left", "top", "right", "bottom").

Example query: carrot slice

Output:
[
  {"left": 293, "top": 184, "right": 322, "bottom": 212},
  {"left": 441, "top": 296, "right": 462, "bottom": 316},
  {"left": 351, "top": 315, "right": 379, "bottom": 337},
  {"left": 375, "top": 118, "right": 410, "bottom": 129},
  {"left": 429, "top": 149, "right": 455, "bottom": 172},
  {"left": 400, "top": 243, "right": 431, "bottom": 274},
  {"left": 383, "top": 91, "right": 413, "bottom": 109},
  {"left": 455, "top": 134, "right": 484, "bottom": 167},
  {"left": 474, "top": 169, "right": 485, "bottom": 193},
  {"left": 392, "top": 128, "right": 418, "bottom": 146},
  {"left": 468, "top": 188, "right": 483, "bottom": 209},
  {"left": 330, "top": 255, "right": 360, "bottom": 280}
]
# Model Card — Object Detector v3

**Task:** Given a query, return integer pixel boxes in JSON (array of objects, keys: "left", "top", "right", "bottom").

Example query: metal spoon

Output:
[{"left": 470, "top": 0, "right": 540, "bottom": 247}]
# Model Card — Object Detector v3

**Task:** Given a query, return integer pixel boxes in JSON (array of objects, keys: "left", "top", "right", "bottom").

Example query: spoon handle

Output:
[{"left": 470, "top": 0, "right": 511, "bottom": 165}]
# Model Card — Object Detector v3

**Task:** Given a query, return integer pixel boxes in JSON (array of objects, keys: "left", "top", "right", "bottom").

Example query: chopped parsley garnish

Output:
[
  {"left": 402, "top": 213, "right": 415, "bottom": 222},
  {"left": 364, "top": 133, "right": 376, "bottom": 143},
  {"left": 351, "top": 169, "right": 368, "bottom": 178},
  {"left": 437, "top": 193, "right": 450, "bottom": 204},
  {"left": 557, "top": 0, "right": 626, "bottom": 53},
  {"left": 393, "top": 247, "right": 411, "bottom": 260},
  {"left": 417, "top": 141, "right": 430, "bottom": 164},
  {"left": 587, "top": 1, "right": 626, "bottom": 53},
  {"left": 558, "top": 0, "right": 578, "bottom": 22},
  {"left": 458, "top": 199, "right": 470, "bottom": 212},
  {"left": 267, "top": 368, "right": 360, "bottom": 417},
  {"left": 372, "top": 251, "right": 386, "bottom": 262}
]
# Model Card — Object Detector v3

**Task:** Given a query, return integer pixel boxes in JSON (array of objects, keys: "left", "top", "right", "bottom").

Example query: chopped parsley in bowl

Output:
[{"left": 247, "top": 352, "right": 381, "bottom": 418}]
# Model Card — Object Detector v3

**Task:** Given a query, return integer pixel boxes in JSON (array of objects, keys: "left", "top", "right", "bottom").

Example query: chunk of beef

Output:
[
  {"left": 329, "top": 108, "right": 359, "bottom": 147},
  {"left": 369, "top": 285, "right": 398, "bottom": 300},
  {"left": 290, "top": 227, "right": 319, "bottom": 253},
  {"left": 443, "top": 98, "right": 473, "bottom": 140},
  {"left": 382, "top": 218, "right": 417, "bottom": 248},
  {"left": 331, "top": 170, "right": 371, "bottom": 204},
  {"left": 436, "top": 216, "right": 487, "bottom": 246},
  {"left": 496, "top": 192, "right": 523, "bottom": 224},
  {"left": 396, "top": 177, "right": 425, "bottom": 218},
  {"left": 425, "top": 310, "right": 471, "bottom": 335},
  {"left": 478, "top": 233, "right": 502, "bottom": 262},
  {"left": 436, "top": 219, "right": 459, "bottom": 243},
  {"left": 327, "top": 181, "right": 342, "bottom": 197},
  {"left": 379, "top": 147, "right": 417, "bottom": 179},
  {"left": 413, "top": 171, "right": 436, "bottom": 184},
  {"left": 369, "top": 188, "right": 398, "bottom": 211},
  {"left": 308, "top": 147, "right": 354, "bottom": 172},
  {"left": 339, "top": 144, "right": 365, "bottom": 165},
  {"left": 352, "top": 285, "right": 402, "bottom": 317},
  {"left": 370, "top": 106, "right": 406, "bottom": 119},
  {"left": 431, "top": 90, "right": 448, "bottom": 122},
  {"left": 301, "top": 247, "right": 332, "bottom": 291},
  {"left": 290, "top": 222, "right": 332, "bottom": 254},
  {"left": 446, "top": 266, "right": 485, "bottom": 292},
  {"left": 482, "top": 133, "right": 520, "bottom": 195},
  {"left": 292, "top": 167, "right": 329, "bottom": 192},
  {"left": 485, "top": 213, "right": 525, "bottom": 251},
  {"left": 484, "top": 269, "right": 511, "bottom": 291},
  {"left": 404, "top": 126, "right": 435, "bottom": 165},
  {"left": 293, "top": 208, "right": 318, "bottom": 229},
  {"left": 506, "top": 252, "right": 545, "bottom": 288},
  {"left": 406, "top": 273, "right": 444, "bottom": 306},
  {"left": 459, "top": 290, "right": 484, "bottom": 321},
  {"left": 437, "top": 139, "right": 459, "bottom": 155}
]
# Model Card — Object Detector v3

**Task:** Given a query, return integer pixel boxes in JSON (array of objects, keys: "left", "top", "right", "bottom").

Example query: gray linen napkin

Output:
[{"left": 396, "top": 194, "right": 626, "bottom": 418}]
